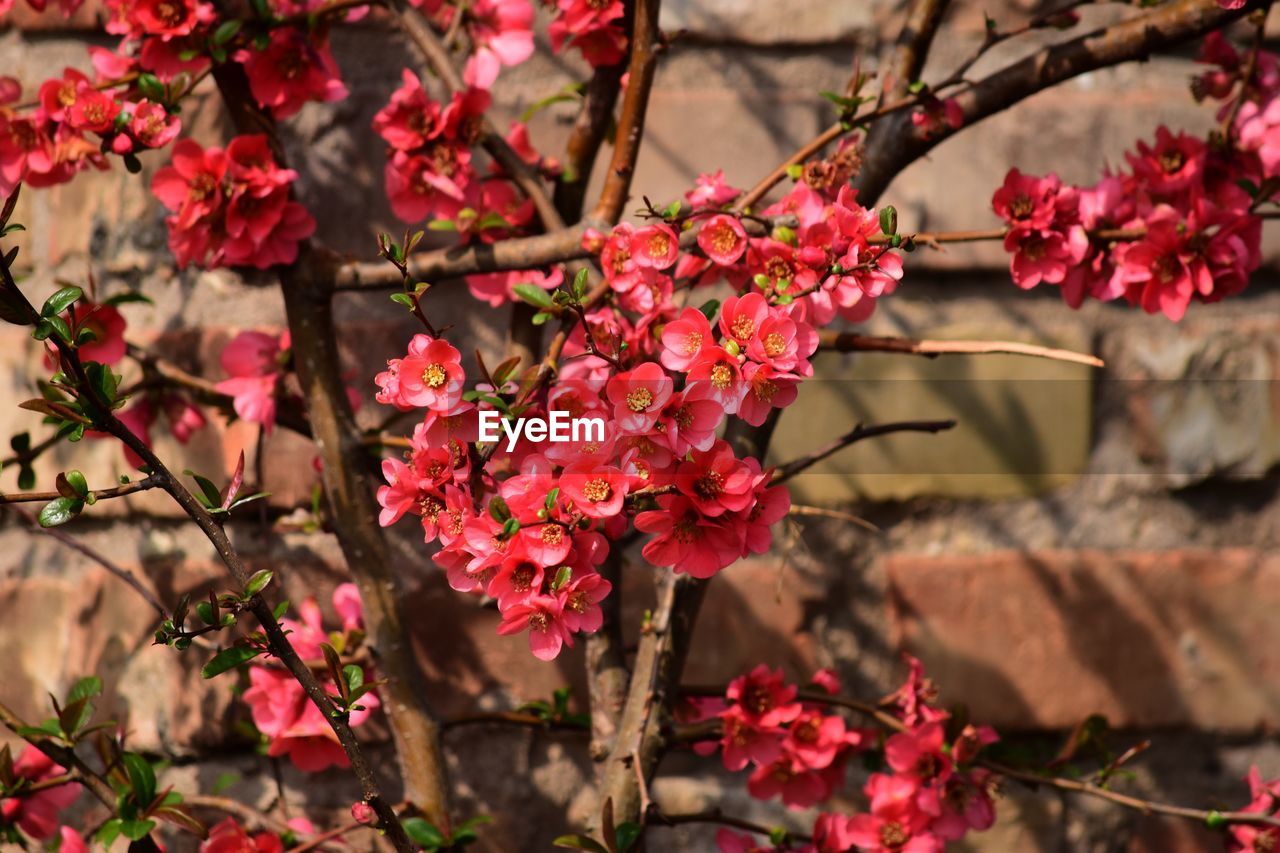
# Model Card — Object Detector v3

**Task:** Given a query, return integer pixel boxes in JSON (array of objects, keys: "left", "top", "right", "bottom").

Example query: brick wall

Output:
[{"left": 2, "top": 1, "right": 1279, "bottom": 849}]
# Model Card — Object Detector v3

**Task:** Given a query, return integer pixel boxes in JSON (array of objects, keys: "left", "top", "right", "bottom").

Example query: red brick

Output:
[{"left": 886, "top": 549, "right": 1280, "bottom": 731}]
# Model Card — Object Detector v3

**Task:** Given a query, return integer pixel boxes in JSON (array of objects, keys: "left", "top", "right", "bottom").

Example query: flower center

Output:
[
  {"left": 646, "top": 232, "right": 671, "bottom": 258},
  {"left": 880, "top": 822, "right": 908, "bottom": 848},
  {"left": 1010, "top": 194, "right": 1034, "bottom": 219},
  {"left": 421, "top": 363, "right": 447, "bottom": 388},
  {"left": 1159, "top": 150, "right": 1185, "bottom": 174},
  {"left": 763, "top": 332, "right": 786, "bottom": 357},
  {"left": 511, "top": 563, "right": 537, "bottom": 592},
  {"left": 582, "top": 478, "right": 612, "bottom": 503},
  {"left": 710, "top": 363, "right": 733, "bottom": 390},
  {"left": 540, "top": 523, "right": 563, "bottom": 545},
  {"left": 626, "top": 388, "right": 654, "bottom": 412},
  {"left": 695, "top": 471, "right": 724, "bottom": 499},
  {"left": 730, "top": 315, "right": 755, "bottom": 341}
]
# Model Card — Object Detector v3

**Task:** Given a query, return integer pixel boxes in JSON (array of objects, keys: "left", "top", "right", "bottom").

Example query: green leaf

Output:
[
  {"left": 67, "top": 676, "right": 103, "bottom": 704},
  {"left": 501, "top": 517, "right": 521, "bottom": 538},
  {"left": 200, "top": 646, "right": 263, "bottom": 679},
  {"left": 512, "top": 284, "right": 556, "bottom": 309},
  {"left": 343, "top": 664, "right": 364, "bottom": 695},
  {"left": 102, "top": 292, "right": 154, "bottom": 308},
  {"left": 1205, "top": 810, "right": 1226, "bottom": 830},
  {"left": 40, "top": 286, "right": 82, "bottom": 319},
  {"left": 184, "top": 470, "right": 223, "bottom": 509},
  {"left": 518, "top": 82, "right": 584, "bottom": 123},
  {"left": 488, "top": 496, "right": 511, "bottom": 522},
  {"left": 427, "top": 219, "right": 457, "bottom": 232},
  {"left": 553, "top": 835, "right": 609, "bottom": 853},
  {"left": 784, "top": 164, "right": 804, "bottom": 180},
  {"left": 122, "top": 752, "right": 157, "bottom": 807},
  {"left": 614, "top": 822, "right": 642, "bottom": 852},
  {"left": 16, "top": 719, "right": 63, "bottom": 739},
  {"left": 17, "top": 465, "right": 35, "bottom": 490},
  {"left": 244, "top": 569, "right": 273, "bottom": 597},
  {"left": 38, "top": 496, "right": 83, "bottom": 527},
  {"left": 551, "top": 565, "right": 572, "bottom": 591},
  {"left": 196, "top": 602, "right": 215, "bottom": 624},
  {"left": 697, "top": 299, "right": 720, "bottom": 321},
  {"left": 211, "top": 772, "right": 239, "bottom": 795},
  {"left": 273, "top": 600, "right": 289, "bottom": 620},
  {"left": 403, "top": 817, "right": 446, "bottom": 849},
  {"left": 390, "top": 292, "right": 415, "bottom": 309},
  {"left": 212, "top": 18, "right": 242, "bottom": 44},
  {"left": 878, "top": 205, "right": 897, "bottom": 236},
  {"left": 531, "top": 311, "right": 551, "bottom": 326},
  {"left": 120, "top": 819, "right": 156, "bottom": 841},
  {"left": 63, "top": 469, "right": 88, "bottom": 499},
  {"left": 96, "top": 819, "right": 123, "bottom": 848}
]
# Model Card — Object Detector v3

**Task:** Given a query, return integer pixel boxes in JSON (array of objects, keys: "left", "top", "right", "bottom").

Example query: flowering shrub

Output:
[{"left": 0, "top": 0, "right": 1278, "bottom": 850}]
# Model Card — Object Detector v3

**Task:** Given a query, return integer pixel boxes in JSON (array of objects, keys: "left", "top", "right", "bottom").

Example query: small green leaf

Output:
[
  {"left": 531, "top": 311, "right": 551, "bottom": 325},
  {"left": 551, "top": 565, "right": 572, "bottom": 591},
  {"left": 40, "top": 286, "right": 82, "bottom": 319},
  {"left": 390, "top": 292, "right": 415, "bottom": 309},
  {"left": 195, "top": 602, "right": 215, "bottom": 624},
  {"left": 501, "top": 517, "right": 521, "bottom": 537},
  {"left": 343, "top": 664, "right": 364, "bottom": 695},
  {"left": 200, "top": 646, "right": 263, "bottom": 679},
  {"left": 244, "top": 569, "right": 273, "bottom": 597},
  {"left": 67, "top": 675, "right": 103, "bottom": 704},
  {"left": 784, "top": 163, "right": 804, "bottom": 180},
  {"left": 212, "top": 18, "right": 242, "bottom": 44},
  {"left": 403, "top": 817, "right": 446, "bottom": 849},
  {"left": 697, "top": 299, "right": 720, "bottom": 321},
  {"left": 488, "top": 496, "right": 511, "bottom": 522},
  {"left": 102, "top": 292, "right": 154, "bottom": 308},
  {"left": 122, "top": 752, "right": 157, "bottom": 807},
  {"left": 38, "top": 496, "right": 83, "bottom": 527},
  {"left": 427, "top": 219, "right": 457, "bottom": 232},
  {"left": 96, "top": 819, "right": 123, "bottom": 847},
  {"left": 1205, "top": 810, "right": 1227, "bottom": 830},
  {"left": 553, "top": 835, "right": 609, "bottom": 853},
  {"left": 184, "top": 470, "right": 223, "bottom": 509},
  {"left": 120, "top": 819, "right": 156, "bottom": 841},
  {"left": 63, "top": 469, "right": 88, "bottom": 498},
  {"left": 512, "top": 284, "right": 556, "bottom": 309},
  {"left": 614, "top": 822, "right": 642, "bottom": 852},
  {"left": 878, "top": 205, "right": 898, "bottom": 236}
]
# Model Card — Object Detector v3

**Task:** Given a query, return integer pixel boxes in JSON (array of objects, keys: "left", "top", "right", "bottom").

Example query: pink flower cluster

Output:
[
  {"left": 990, "top": 32, "right": 1280, "bottom": 321},
  {"left": 375, "top": 72, "right": 543, "bottom": 243},
  {"left": 0, "top": 746, "right": 80, "bottom": 842},
  {"left": 151, "top": 134, "right": 315, "bottom": 269},
  {"left": 694, "top": 666, "right": 869, "bottom": 810},
  {"left": 242, "top": 584, "right": 380, "bottom": 772},
  {"left": 0, "top": 64, "right": 181, "bottom": 195},
  {"left": 412, "top": 0, "right": 535, "bottom": 89},
  {"left": 216, "top": 329, "right": 291, "bottom": 432},
  {"left": 1229, "top": 766, "right": 1280, "bottom": 852},
  {"left": 708, "top": 660, "right": 999, "bottom": 853},
  {"left": 547, "top": 0, "right": 627, "bottom": 67},
  {"left": 373, "top": 167, "right": 916, "bottom": 661}
]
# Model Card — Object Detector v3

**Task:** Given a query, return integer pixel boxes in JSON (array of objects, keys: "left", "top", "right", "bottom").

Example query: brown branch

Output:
[
  {"left": 593, "top": 570, "right": 706, "bottom": 833},
  {"left": 877, "top": 0, "right": 952, "bottom": 103},
  {"left": 589, "top": 0, "right": 662, "bottom": 224},
  {"left": 185, "top": 794, "right": 295, "bottom": 836},
  {"left": 585, "top": 550, "right": 629, "bottom": 761},
  {"left": 770, "top": 419, "right": 957, "bottom": 485},
  {"left": 819, "top": 331, "right": 1105, "bottom": 368},
  {"left": 0, "top": 474, "right": 160, "bottom": 505},
  {"left": 440, "top": 711, "right": 589, "bottom": 733},
  {"left": 208, "top": 53, "right": 454, "bottom": 836},
  {"left": 646, "top": 806, "right": 812, "bottom": 843},
  {"left": 335, "top": 224, "right": 592, "bottom": 290},
  {"left": 853, "top": 0, "right": 1259, "bottom": 204},
  {"left": 555, "top": 61, "right": 627, "bottom": 223}
]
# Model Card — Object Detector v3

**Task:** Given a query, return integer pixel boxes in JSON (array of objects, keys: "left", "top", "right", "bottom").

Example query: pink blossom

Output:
[
  {"left": 215, "top": 330, "right": 287, "bottom": 431},
  {"left": 0, "top": 746, "right": 80, "bottom": 841}
]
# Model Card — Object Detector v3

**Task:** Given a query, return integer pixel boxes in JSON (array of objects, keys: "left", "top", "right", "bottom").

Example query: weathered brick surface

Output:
[{"left": 886, "top": 549, "right": 1280, "bottom": 730}]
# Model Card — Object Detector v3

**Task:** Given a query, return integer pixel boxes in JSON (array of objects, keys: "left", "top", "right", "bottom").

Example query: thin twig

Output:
[
  {"left": 819, "top": 331, "right": 1105, "bottom": 368},
  {"left": 771, "top": 419, "right": 957, "bottom": 485},
  {"left": 0, "top": 474, "right": 161, "bottom": 505},
  {"left": 4, "top": 504, "right": 168, "bottom": 617}
]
